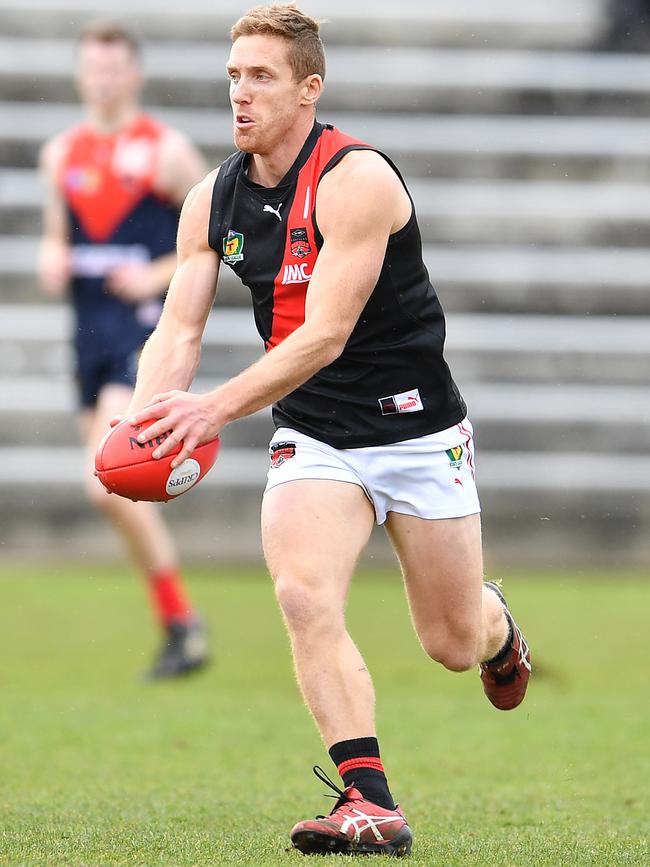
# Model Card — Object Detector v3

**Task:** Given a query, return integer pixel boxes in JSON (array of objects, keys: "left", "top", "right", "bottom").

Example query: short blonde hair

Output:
[{"left": 231, "top": 3, "right": 325, "bottom": 81}]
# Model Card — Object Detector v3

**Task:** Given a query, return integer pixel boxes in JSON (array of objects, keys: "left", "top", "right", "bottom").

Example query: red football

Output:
[{"left": 94, "top": 418, "right": 220, "bottom": 502}]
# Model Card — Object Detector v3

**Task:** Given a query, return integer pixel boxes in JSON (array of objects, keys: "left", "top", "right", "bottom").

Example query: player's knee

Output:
[
  {"left": 420, "top": 628, "right": 480, "bottom": 672},
  {"left": 274, "top": 574, "right": 339, "bottom": 634}
]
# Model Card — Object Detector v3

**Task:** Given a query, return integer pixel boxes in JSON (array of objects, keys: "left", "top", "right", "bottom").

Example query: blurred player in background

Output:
[
  {"left": 124, "top": 2, "right": 532, "bottom": 856},
  {"left": 38, "top": 21, "right": 210, "bottom": 680}
]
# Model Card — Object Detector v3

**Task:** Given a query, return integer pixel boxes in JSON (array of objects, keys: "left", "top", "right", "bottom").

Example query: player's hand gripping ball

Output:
[{"left": 94, "top": 418, "right": 220, "bottom": 502}]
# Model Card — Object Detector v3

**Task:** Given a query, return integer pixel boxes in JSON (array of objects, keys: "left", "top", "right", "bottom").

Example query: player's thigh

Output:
[
  {"left": 262, "top": 479, "right": 375, "bottom": 613},
  {"left": 84, "top": 383, "right": 134, "bottom": 446},
  {"left": 384, "top": 511, "right": 484, "bottom": 642},
  {"left": 81, "top": 384, "right": 134, "bottom": 496}
]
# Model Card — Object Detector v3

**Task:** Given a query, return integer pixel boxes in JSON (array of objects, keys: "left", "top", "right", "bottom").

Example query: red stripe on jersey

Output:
[
  {"left": 337, "top": 757, "right": 386, "bottom": 777},
  {"left": 58, "top": 113, "right": 167, "bottom": 243},
  {"left": 266, "top": 127, "right": 368, "bottom": 351}
]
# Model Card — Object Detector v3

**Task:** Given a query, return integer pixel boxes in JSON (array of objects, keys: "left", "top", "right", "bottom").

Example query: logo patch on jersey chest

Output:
[
  {"left": 223, "top": 229, "right": 245, "bottom": 263},
  {"left": 64, "top": 166, "right": 101, "bottom": 194},
  {"left": 290, "top": 227, "right": 312, "bottom": 258}
]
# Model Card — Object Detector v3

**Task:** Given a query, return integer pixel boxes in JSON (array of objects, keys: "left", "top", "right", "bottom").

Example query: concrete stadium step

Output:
[
  {"left": 2, "top": 445, "right": 647, "bottom": 501},
  {"left": 3, "top": 376, "right": 649, "bottom": 453},
  {"left": 4, "top": 103, "right": 650, "bottom": 181},
  {"left": 5, "top": 304, "right": 649, "bottom": 354},
  {"left": 3, "top": 306, "right": 649, "bottom": 385},
  {"left": 4, "top": 238, "right": 650, "bottom": 314},
  {"left": 9, "top": 169, "right": 650, "bottom": 247},
  {"left": 3, "top": 39, "right": 646, "bottom": 115},
  {"left": 4, "top": 482, "right": 648, "bottom": 569},
  {"left": 0, "top": 0, "right": 604, "bottom": 49}
]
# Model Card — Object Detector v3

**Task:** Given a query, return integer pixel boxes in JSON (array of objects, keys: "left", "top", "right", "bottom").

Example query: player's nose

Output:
[{"left": 230, "top": 78, "right": 251, "bottom": 104}]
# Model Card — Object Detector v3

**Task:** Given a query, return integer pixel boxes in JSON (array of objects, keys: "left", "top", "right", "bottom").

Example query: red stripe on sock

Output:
[
  {"left": 337, "top": 757, "right": 385, "bottom": 777},
  {"left": 148, "top": 567, "right": 192, "bottom": 625}
]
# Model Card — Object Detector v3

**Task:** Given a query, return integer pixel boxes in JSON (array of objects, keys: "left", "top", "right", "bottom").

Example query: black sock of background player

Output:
[{"left": 329, "top": 737, "right": 396, "bottom": 810}]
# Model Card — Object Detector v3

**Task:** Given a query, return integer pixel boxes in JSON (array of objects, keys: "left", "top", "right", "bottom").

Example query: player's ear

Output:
[{"left": 300, "top": 74, "right": 323, "bottom": 108}]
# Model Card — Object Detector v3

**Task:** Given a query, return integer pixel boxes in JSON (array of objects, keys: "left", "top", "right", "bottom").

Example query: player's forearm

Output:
[
  {"left": 38, "top": 237, "right": 70, "bottom": 296},
  {"left": 129, "top": 325, "right": 201, "bottom": 413},
  {"left": 209, "top": 322, "right": 343, "bottom": 426}
]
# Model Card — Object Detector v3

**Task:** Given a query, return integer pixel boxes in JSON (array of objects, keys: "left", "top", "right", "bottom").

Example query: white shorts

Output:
[{"left": 264, "top": 419, "right": 481, "bottom": 525}]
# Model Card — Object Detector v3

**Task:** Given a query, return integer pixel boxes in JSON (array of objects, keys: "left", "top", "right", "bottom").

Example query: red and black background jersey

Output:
[{"left": 208, "top": 121, "right": 466, "bottom": 448}]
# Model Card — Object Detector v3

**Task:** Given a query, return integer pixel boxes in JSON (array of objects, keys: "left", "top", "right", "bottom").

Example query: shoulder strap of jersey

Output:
[{"left": 207, "top": 150, "right": 245, "bottom": 256}]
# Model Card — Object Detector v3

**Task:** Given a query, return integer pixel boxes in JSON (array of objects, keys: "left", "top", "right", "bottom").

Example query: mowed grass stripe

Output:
[{"left": 0, "top": 566, "right": 648, "bottom": 865}]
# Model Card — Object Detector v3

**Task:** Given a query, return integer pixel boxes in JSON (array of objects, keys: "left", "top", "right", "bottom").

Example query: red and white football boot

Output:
[
  {"left": 480, "top": 581, "right": 532, "bottom": 710},
  {"left": 290, "top": 766, "right": 413, "bottom": 857}
]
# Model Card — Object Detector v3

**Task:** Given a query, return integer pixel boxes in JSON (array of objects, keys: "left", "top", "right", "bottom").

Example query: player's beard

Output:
[{"left": 232, "top": 101, "right": 299, "bottom": 156}]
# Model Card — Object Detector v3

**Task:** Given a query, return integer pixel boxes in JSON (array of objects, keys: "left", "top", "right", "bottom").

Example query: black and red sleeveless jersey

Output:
[{"left": 208, "top": 121, "right": 466, "bottom": 448}]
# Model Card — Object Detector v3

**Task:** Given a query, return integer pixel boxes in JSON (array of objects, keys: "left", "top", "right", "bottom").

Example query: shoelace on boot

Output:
[{"left": 311, "top": 765, "right": 350, "bottom": 817}]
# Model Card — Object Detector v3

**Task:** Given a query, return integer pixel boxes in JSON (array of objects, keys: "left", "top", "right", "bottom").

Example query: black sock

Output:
[{"left": 328, "top": 737, "right": 396, "bottom": 810}]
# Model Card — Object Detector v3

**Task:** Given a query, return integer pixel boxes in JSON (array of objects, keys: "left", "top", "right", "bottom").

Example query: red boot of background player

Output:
[{"left": 290, "top": 767, "right": 413, "bottom": 857}]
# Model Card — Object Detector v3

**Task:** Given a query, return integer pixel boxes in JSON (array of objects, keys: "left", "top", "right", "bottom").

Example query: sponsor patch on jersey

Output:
[
  {"left": 223, "top": 229, "right": 245, "bottom": 263},
  {"left": 269, "top": 441, "right": 296, "bottom": 468},
  {"left": 64, "top": 166, "right": 101, "bottom": 193},
  {"left": 446, "top": 446, "right": 463, "bottom": 468},
  {"left": 281, "top": 262, "right": 312, "bottom": 284},
  {"left": 378, "top": 388, "right": 424, "bottom": 415},
  {"left": 112, "top": 136, "right": 155, "bottom": 181},
  {"left": 290, "top": 227, "right": 312, "bottom": 258}
]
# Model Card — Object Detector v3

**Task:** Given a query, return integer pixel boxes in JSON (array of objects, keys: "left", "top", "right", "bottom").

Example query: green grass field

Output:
[{"left": 0, "top": 564, "right": 648, "bottom": 866}]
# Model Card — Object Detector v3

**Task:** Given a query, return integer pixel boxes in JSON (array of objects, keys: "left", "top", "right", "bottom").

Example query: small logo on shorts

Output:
[
  {"left": 290, "top": 227, "right": 311, "bottom": 258},
  {"left": 270, "top": 441, "right": 296, "bottom": 468},
  {"left": 378, "top": 388, "right": 424, "bottom": 415},
  {"left": 223, "top": 230, "right": 244, "bottom": 263},
  {"left": 446, "top": 446, "right": 463, "bottom": 469}
]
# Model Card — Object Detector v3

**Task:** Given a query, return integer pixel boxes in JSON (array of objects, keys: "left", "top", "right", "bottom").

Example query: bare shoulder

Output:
[
  {"left": 156, "top": 125, "right": 208, "bottom": 205},
  {"left": 39, "top": 131, "right": 70, "bottom": 176},
  {"left": 182, "top": 167, "right": 220, "bottom": 213},
  {"left": 317, "top": 149, "right": 409, "bottom": 236},
  {"left": 177, "top": 167, "right": 221, "bottom": 254},
  {"left": 323, "top": 149, "right": 402, "bottom": 195},
  {"left": 159, "top": 126, "right": 200, "bottom": 162}
]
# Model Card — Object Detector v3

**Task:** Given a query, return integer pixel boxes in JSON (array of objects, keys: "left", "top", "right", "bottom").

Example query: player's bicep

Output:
[
  {"left": 305, "top": 233, "right": 383, "bottom": 330},
  {"left": 39, "top": 138, "right": 69, "bottom": 241},
  {"left": 162, "top": 249, "right": 219, "bottom": 335},
  {"left": 157, "top": 175, "right": 220, "bottom": 337},
  {"left": 306, "top": 158, "right": 398, "bottom": 336}
]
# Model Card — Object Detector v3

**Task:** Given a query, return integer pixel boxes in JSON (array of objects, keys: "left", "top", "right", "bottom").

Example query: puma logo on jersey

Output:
[
  {"left": 379, "top": 388, "right": 424, "bottom": 415},
  {"left": 281, "top": 262, "right": 312, "bottom": 284},
  {"left": 263, "top": 203, "right": 283, "bottom": 221}
]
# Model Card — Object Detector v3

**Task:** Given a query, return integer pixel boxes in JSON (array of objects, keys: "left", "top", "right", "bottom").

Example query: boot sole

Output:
[{"left": 291, "top": 825, "right": 413, "bottom": 857}]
